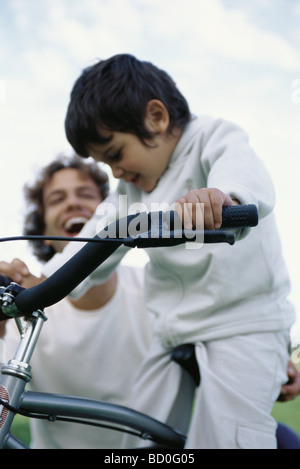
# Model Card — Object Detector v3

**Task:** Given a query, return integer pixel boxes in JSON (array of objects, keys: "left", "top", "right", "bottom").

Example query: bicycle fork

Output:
[{"left": 0, "top": 313, "right": 46, "bottom": 448}]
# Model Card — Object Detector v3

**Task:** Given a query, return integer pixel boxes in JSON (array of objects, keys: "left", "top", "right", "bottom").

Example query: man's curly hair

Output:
[{"left": 23, "top": 154, "right": 109, "bottom": 263}]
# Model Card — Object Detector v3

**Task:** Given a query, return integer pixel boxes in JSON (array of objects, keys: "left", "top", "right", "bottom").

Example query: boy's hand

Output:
[
  {"left": 0, "top": 258, "right": 42, "bottom": 289},
  {"left": 175, "top": 188, "right": 235, "bottom": 230}
]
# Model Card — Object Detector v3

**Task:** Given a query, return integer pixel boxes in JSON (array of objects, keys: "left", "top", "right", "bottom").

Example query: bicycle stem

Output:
[{"left": 2, "top": 312, "right": 46, "bottom": 381}]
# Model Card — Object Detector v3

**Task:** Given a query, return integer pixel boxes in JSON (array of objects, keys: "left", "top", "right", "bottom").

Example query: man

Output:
[{"left": 0, "top": 155, "right": 152, "bottom": 448}]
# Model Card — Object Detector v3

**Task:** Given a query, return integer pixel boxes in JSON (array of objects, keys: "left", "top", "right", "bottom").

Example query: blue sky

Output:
[{"left": 0, "top": 0, "right": 299, "bottom": 337}]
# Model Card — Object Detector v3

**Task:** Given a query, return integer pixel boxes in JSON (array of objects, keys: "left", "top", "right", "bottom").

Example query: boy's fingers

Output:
[
  {"left": 175, "top": 199, "right": 193, "bottom": 230},
  {"left": 176, "top": 189, "right": 235, "bottom": 230},
  {"left": 209, "top": 190, "right": 234, "bottom": 229},
  {"left": 209, "top": 191, "right": 224, "bottom": 229},
  {"left": 176, "top": 192, "right": 207, "bottom": 230},
  {"left": 176, "top": 195, "right": 215, "bottom": 230}
]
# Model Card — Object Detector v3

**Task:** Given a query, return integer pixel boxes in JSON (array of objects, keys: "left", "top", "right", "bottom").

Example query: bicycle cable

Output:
[{"left": 0, "top": 235, "right": 125, "bottom": 244}]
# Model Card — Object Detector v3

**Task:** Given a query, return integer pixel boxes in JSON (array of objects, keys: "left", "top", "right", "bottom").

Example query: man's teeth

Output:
[{"left": 64, "top": 217, "right": 89, "bottom": 233}]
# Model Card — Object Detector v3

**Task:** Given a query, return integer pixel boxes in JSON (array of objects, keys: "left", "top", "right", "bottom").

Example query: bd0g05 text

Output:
[{"left": 148, "top": 453, "right": 195, "bottom": 464}]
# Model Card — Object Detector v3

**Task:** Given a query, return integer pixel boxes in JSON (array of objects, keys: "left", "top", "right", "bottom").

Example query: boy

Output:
[{"left": 43, "top": 54, "right": 295, "bottom": 448}]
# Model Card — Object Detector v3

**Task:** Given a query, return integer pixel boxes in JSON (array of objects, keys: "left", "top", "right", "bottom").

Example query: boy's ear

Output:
[{"left": 144, "top": 100, "right": 169, "bottom": 134}]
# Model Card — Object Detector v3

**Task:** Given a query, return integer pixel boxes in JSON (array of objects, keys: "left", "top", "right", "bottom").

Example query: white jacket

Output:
[{"left": 43, "top": 116, "right": 295, "bottom": 347}]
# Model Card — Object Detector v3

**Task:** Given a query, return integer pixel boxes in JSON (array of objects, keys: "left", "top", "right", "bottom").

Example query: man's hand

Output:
[
  {"left": 175, "top": 188, "right": 236, "bottom": 230},
  {"left": 278, "top": 361, "right": 300, "bottom": 402},
  {"left": 0, "top": 258, "right": 42, "bottom": 289},
  {"left": 0, "top": 321, "right": 7, "bottom": 338},
  {"left": 0, "top": 259, "right": 44, "bottom": 337}
]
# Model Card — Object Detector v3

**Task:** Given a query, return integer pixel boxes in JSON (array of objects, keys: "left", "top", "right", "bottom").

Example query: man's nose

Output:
[{"left": 65, "top": 194, "right": 84, "bottom": 208}]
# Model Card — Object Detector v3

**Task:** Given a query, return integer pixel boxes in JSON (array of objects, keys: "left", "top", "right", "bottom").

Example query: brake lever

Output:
[{"left": 122, "top": 229, "right": 235, "bottom": 248}]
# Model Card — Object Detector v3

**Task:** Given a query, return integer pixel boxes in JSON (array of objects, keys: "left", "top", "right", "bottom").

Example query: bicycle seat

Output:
[{"left": 171, "top": 344, "right": 200, "bottom": 387}]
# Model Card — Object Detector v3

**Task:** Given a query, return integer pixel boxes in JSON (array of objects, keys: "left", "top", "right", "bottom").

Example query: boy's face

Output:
[
  {"left": 42, "top": 168, "right": 102, "bottom": 252},
  {"left": 88, "top": 100, "right": 181, "bottom": 193},
  {"left": 89, "top": 132, "right": 173, "bottom": 193}
]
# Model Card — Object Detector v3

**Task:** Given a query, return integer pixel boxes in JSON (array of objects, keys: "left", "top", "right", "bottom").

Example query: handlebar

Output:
[{"left": 0, "top": 205, "right": 258, "bottom": 318}]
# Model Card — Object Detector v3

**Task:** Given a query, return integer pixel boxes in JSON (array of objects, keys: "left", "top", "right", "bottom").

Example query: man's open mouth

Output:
[{"left": 63, "top": 216, "right": 89, "bottom": 236}]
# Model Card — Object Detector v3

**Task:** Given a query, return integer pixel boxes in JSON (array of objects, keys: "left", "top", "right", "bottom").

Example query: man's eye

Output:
[
  {"left": 48, "top": 197, "right": 63, "bottom": 206},
  {"left": 79, "top": 192, "right": 98, "bottom": 199}
]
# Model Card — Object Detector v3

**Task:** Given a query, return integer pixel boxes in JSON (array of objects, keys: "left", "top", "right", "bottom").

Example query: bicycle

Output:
[{"left": 0, "top": 205, "right": 258, "bottom": 449}]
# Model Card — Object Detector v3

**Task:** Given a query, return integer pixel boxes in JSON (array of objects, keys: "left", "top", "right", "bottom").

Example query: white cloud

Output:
[
  {"left": 198, "top": 7, "right": 299, "bottom": 69},
  {"left": 7, "top": 0, "right": 300, "bottom": 71},
  {"left": 141, "top": 0, "right": 300, "bottom": 70},
  {"left": 39, "top": 0, "right": 145, "bottom": 63},
  {"left": 24, "top": 48, "right": 73, "bottom": 90}
]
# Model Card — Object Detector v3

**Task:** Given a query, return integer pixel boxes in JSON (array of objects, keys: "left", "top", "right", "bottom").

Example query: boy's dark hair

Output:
[
  {"left": 23, "top": 154, "right": 109, "bottom": 263},
  {"left": 65, "top": 54, "right": 191, "bottom": 157}
]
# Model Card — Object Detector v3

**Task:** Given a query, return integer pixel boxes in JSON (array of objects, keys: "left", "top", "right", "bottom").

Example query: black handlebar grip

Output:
[{"left": 221, "top": 204, "right": 258, "bottom": 228}]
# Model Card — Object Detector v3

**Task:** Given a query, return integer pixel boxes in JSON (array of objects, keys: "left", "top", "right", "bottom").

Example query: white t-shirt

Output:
[{"left": 4, "top": 265, "right": 152, "bottom": 449}]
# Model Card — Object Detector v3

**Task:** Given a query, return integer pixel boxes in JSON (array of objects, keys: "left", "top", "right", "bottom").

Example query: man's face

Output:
[{"left": 42, "top": 168, "right": 102, "bottom": 252}]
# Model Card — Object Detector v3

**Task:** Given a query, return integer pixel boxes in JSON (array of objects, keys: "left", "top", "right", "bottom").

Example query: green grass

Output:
[
  {"left": 11, "top": 415, "right": 31, "bottom": 447},
  {"left": 9, "top": 398, "right": 300, "bottom": 448},
  {"left": 272, "top": 397, "right": 300, "bottom": 436}
]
